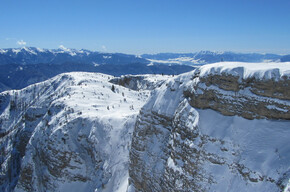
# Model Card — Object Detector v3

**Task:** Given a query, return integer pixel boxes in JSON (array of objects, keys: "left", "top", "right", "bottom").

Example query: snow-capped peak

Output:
[
  {"left": 12, "top": 48, "right": 21, "bottom": 54},
  {"left": 36, "top": 47, "right": 45, "bottom": 52},
  {"left": 58, "top": 45, "right": 70, "bottom": 52},
  {"left": 22, "top": 47, "right": 37, "bottom": 55},
  {"left": 0, "top": 49, "right": 8, "bottom": 54}
]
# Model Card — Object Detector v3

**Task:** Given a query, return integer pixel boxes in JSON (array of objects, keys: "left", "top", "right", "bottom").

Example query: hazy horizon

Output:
[{"left": 2, "top": 46, "right": 290, "bottom": 56}]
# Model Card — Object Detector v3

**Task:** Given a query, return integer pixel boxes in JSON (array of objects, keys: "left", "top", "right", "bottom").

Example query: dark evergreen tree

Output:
[{"left": 111, "top": 85, "right": 115, "bottom": 92}]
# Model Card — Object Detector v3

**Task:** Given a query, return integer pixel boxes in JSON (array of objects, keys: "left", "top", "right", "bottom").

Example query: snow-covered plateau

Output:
[{"left": 1, "top": 62, "right": 290, "bottom": 192}]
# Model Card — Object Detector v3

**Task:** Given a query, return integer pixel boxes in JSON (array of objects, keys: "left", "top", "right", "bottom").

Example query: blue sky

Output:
[{"left": 1, "top": 0, "right": 290, "bottom": 54}]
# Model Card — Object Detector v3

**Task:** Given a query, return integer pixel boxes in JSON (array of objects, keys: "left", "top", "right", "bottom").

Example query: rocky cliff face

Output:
[
  {"left": 129, "top": 62, "right": 290, "bottom": 192},
  {"left": 185, "top": 69, "right": 289, "bottom": 120}
]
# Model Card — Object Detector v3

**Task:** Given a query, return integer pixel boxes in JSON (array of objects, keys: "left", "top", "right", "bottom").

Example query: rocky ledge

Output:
[{"left": 185, "top": 63, "right": 290, "bottom": 120}]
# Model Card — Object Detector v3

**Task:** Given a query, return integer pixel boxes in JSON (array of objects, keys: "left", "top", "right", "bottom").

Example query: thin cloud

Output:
[
  {"left": 17, "top": 40, "right": 27, "bottom": 46},
  {"left": 101, "top": 45, "right": 107, "bottom": 51},
  {"left": 5, "top": 37, "right": 16, "bottom": 41}
]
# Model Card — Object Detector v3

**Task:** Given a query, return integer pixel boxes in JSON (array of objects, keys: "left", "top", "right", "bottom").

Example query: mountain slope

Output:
[
  {"left": 129, "top": 62, "right": 290, "bottom": 192},
  {"left": 0, "top": 72, "right": 159, "bottom": 192}
]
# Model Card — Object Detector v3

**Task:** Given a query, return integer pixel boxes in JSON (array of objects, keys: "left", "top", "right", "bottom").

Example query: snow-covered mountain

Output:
[
  {"left": 1, "top": 62, "right": 290, "bottom": 192},
  {"left": 0, "top": 48, "right": 284, "bottom": 67},
  {"left": 129, "top": 62, "right": 290, "bottom": 192},
  {"left": 142, "top": 51, "right": 283, "bottom": 66},
  {"left": 0, "top": 47, "right": 288, "bottom": 93},
  {"left": 0, "top": 47, "right": 148, "bottom": 66},
  {"left": 0, "top": 72, "right": 167, "bottom": 192}
]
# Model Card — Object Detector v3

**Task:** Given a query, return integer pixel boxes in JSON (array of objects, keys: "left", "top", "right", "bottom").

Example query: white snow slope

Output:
[{"left": 0, "top": 72, "right": 152, "bottom": 192}]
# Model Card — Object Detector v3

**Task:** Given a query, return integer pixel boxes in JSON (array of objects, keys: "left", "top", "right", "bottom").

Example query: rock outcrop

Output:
[
  {"left": 185, "top": 71, "right": 290, "bottom": 120},
  {"left": 110, "top": 75, "right": 168, "bottom": 91}
]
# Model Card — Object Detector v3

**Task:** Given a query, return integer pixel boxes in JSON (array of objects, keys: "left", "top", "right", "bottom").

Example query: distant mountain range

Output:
[
  {"left": 1, "top": 47, "right": 289, "bottom": 66},
  {"left": 142, "top": 51, "right": 289, "bottom": 66},
  {"left": 281, "top": 54, "right": 290, "bottom": 62},
  {"left": 0, "top": 47, "right": 289, "bottom": 92},
  {"left": 0, "top": 47, "right": 193, "bottom": 92},
  {"left": 0, "top": 47, "right": 148, "bottom": 65}
]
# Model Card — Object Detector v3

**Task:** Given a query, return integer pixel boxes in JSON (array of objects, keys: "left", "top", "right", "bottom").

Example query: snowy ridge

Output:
[
  {"left": 198, "top": 62, "right": 290, "bottom": 81},
  {"left": 0, "top": 72, "right": 155, "bottom": 192}
]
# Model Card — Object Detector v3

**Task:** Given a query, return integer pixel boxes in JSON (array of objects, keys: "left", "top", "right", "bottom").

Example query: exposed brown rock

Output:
[{"left": 185, "top": 74, "right": 290, "bottom": 120}]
